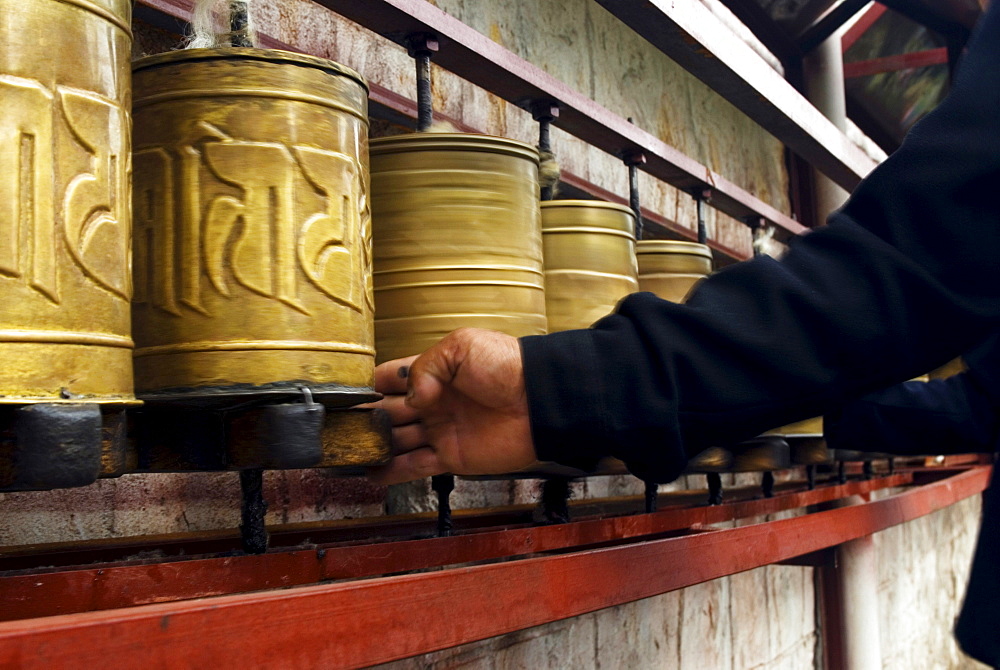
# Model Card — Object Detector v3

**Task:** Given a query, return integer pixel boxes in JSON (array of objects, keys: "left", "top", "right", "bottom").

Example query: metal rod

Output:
[
  {"left": 431, "top": 474, "right": 455, "bottom": 537},
  {"left": 643, "top": 480, "right": 658, "bottom": 513},
  {"left": 838, "top": 460, "right": 848, "bottom": 485},
  {"left": 691, "top": 188, "right": 714, "bottom": 246},
  {"left": 862, "top": 460, "right": 874, "bottom": 481},
  {"left": 541, "top": 477, "right": 572, "bottom": 524},
  {"left": 747, "top": 215, "right": 767, "bottom": 258},
  {"left": 239, "top": 468, "right": 268, "bottom": 554},
  {"left": 707, "top": 472, "right": 723, "bottom": 505},
  {"left": 623, "top": 120, "right": 647, "bottom": 241},
  {"left": 695, "top": 194, "right": 707, "bottom": 245},
  {"left": 762, "top": 471, "right": 775, "bottom": 498},
  {"left": 406, "top": 34, "right": 439, "bottom": 131},
  {"left": 531, "top": 101, "right": 560, "bottom": 201},
  {"left": 807, "top": 464, "right": 817, "bottom": 491}
]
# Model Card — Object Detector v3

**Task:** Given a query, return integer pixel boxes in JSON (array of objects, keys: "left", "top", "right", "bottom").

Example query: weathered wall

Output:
[{"left": 873, "top": 492, "right": 989, "bottom": 669}]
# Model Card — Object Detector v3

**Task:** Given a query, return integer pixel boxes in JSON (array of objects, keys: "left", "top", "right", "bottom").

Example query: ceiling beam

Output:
[{"left": 592, "top": 0, "right": 877, "bottom": 192}]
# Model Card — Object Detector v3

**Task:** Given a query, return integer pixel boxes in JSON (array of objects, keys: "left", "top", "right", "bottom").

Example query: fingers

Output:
[
  {"left": 391, "top": 422, "right": 429, "bottom": 453},
  {"left": 406, "top": 334, "right": 464, "bottom": 410},
  {"left": 369, "top": 447, "right": 446, "bottom": 485},
  {"left": 373, "top": 355, "right": 419, "bottom": 395},
  {"left": 366, "top": 394, "right": 420, "bottom": 426}
]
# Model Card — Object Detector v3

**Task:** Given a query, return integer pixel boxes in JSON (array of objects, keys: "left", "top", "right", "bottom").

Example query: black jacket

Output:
[
  {"left": 522, "top": 6, "right": 1000, "bottom": 665},
  {"left": 521, "top": 1, "right": 1000, "bottom": 484},
  {"left": 824, "top": 335, "right": 1000, "bottom": 666}
]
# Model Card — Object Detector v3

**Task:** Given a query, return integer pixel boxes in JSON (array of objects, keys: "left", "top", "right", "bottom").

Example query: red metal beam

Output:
[
  {"left": 842, "top": 3, "right": 888, "bottom": 52},
  {"left": 844, "top": 47, "right": 950, "bottom": 78},
  {"left": 0, "top": 473, "right": 915, "bottom": 621},
  {"left": 0, "top": 466, "right": 987, "bottom": 668}
]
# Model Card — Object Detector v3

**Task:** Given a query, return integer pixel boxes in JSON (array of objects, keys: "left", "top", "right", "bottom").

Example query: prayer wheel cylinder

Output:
[
  {"left": 636, "top": 240, "right": 713, "bottom": 303},
  {"left": 131, "top": 49, "right": 375, "bottom": 406},
  {"left": 541, "top": 201, "right": 638, "bottom": 332},
  {"left": 0, "top": 0, "right": 134, "bottom": 404},
  {"left": 370, "top": 133, "right": 545, "bottom": 363}
]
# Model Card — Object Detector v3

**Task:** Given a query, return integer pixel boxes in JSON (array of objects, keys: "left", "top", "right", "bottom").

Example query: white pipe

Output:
[
  {"left": 835, "top": 515, "right": 882, "bottom": 670},
  {"left": 803, "top": 31, "right": 851, "bottom": 220}
]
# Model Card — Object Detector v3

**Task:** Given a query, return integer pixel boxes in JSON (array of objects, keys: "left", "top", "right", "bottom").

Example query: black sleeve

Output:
[
  {"left": 521, "top": 4, "right": 1000, "bottom": 482},
  {"left": 823, "top": 345, "right": 1000, "bottom": 456}
]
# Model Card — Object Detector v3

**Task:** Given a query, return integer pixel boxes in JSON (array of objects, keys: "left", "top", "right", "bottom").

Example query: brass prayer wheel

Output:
[
  {"left": 541, "top": 200, "right": 638, "bottom": 332},
  {"left": 131, "top": 48, "right": 375, "bottom": 407},
  {"left": 0, "top": 0, "right": 134, "bottom": 404},
  {"left": 636, "top": 240, "right": 713, "bottom": 303},
  {"left": 370, "top": 133, "right": 545, "bottom": 362}
]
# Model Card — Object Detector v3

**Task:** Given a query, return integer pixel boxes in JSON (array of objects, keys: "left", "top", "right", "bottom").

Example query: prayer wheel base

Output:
[{"left": 0, "top": 403, "right": 128, "bottom": 491}]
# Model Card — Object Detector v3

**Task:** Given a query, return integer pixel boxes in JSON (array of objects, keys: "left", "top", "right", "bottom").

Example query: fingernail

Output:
[{"left": 397, "top": 365, "right": 410, "bottom": 379}]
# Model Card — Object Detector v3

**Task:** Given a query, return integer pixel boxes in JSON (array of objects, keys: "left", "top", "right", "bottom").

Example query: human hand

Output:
[{"left": 367, "top": 328, "right": 538, "bottom": 485}]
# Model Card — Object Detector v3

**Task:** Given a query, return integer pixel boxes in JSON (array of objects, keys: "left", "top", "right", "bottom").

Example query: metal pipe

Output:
[{"left": 832, "top": 496, "right": 883, "bottom": 670}]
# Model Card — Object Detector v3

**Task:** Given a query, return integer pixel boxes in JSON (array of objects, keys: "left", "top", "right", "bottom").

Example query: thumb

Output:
[{"left": 406, "top": 335, "right": 463, "bottom": 410}]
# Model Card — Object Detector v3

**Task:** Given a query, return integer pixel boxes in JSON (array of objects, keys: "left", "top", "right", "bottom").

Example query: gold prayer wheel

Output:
[
  {"left": 0, "top": 0, "right": 134, "bottom": 404},
  {"left": 730, "top": 436, "right": 791, "bottom": 472},
  {"left": 131, "top": 48, "right": 375, "bottom": 407},
  {"left": 370, "top": 133, "right": 545, "bottom": 362},
  {"left": 541, "top": 200, "right": 638, "bottom": 332},
  {"left": 636, "top": 240, "right": 713, "bottom": 303}
]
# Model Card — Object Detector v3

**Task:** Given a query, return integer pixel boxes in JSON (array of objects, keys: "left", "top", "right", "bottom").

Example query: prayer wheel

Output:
[
  {"left": 636, "top": 240, "right": 713, "bottom": 302},
  {"left": 541, "top": 200, "right": 638, "bottom": 332},
  {"left": 0, "top": 0, "right": 133, "bottom": 490},
  {"left": 0, "top": 0, "right": 133, "bottom": 405},
  {"left": 729, "top": 436, "right": 791, "bottom": 472},
  {"left": 370, "top": 133, "right": 545, "bottom": 362},
  {"left": 131, "top": 49, "right": 375, "bottom": 407}
]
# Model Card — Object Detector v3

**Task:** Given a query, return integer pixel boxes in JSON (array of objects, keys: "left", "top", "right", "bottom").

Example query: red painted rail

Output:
[
  {"left": 0, "top": 472, "right": 914, "bottom": 621},
  {"left": 0, "top": 466, "right": 988, "bottom": 669}
]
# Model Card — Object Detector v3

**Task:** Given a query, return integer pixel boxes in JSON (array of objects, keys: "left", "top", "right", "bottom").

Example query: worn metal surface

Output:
[
  {"left": 0, "top": 467, "right": 985, "bottom": 668},
  {"left": 0, "top": 0, "right": 135, "bottom": 404},
  {"left": 370, "top": 133, "right": 545, "bottom": 362},
  {"left": 131, "top": 48, "right": 375, "bottom": 406},
  {"left": 313, "top": 0, "right": 806, "bottom": 241},
  {"left": 590, "top": 0, "right": 876, "bottom": 192},
  {"left": 541, "top": 200, "right": 638, "bottom": 333},
  {"left": 636, "top": 239, "right": 713, "bottom": 303}
]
